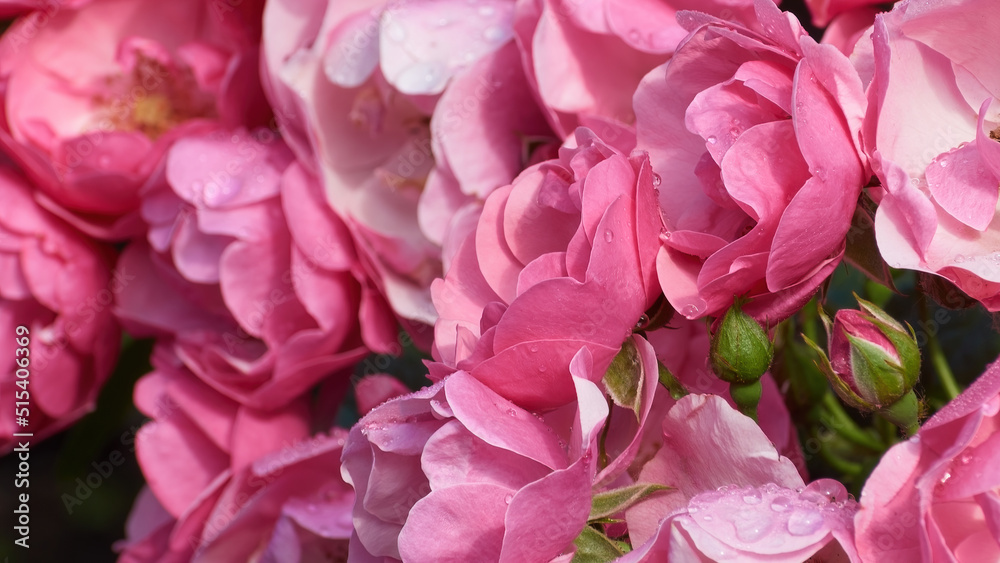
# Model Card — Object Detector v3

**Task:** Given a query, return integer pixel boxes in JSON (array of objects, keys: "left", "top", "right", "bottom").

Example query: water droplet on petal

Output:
[
  {"left": 652, "top": 172, "right": 662, "bottom": 187},
  {"left": 743, "top": 490, "right": 763, "bottom": 505},
  {"left": 681, "top": 304, "right": 701, "bottom": 317},
  {"left": 702, "top": 514, "right": 713, "bottom": 522},
  {"left": 504, "top": 494, "right": 513, "bottom": 504},
  {"left": 770, "top": 497, "right": 791, "bottom": 512},
  {"left": 787, "top": 508, "right": 823, "bottom": 536},
  {"left": 528, "top": 344, "right": 539, "bottom": 353},
  {"left": 604, "top": 230, "right": 614, "bottom": 243},
  {"left": 482, "top": 25, "right": 505, "bottom": 42},
  {"left": 940, "top": 471, "right": 952, "bottom": 485},
  {"left": 706, "top": 136, "right": 718, "bottom": 145},
  {"left": 628, "top": 29, "right": 642, "bottom": 43},
  {"left": 386, "top": 22, "right": 406, "bottom": 42},
  {"left": 538, "top": 365, "right": 547, "bottom": 373}
]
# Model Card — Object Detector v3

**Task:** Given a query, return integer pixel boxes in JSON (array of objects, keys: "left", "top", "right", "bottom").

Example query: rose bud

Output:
[
  {"left": 710, "top": 300, "right": 774, "bottom": 420},
  {"left": 805, "top": 295, "right": 921, "bottom": 433}
]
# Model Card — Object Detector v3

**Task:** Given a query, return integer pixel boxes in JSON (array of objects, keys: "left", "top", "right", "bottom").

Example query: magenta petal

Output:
[
  {"left": 500, "top": 457, "right": 592, "bottom": 562},
  {"left": 135, "top": 415, "right": 228, "bottom": 518},
  {"left": 397, "top": 483, "right": 509, "bottom": 562},
  {"left": 446, "top": 371, "right": 567, "bottom": 470},
  {"left": 421, "top": 421, "right": 551, "bottom": 491}
]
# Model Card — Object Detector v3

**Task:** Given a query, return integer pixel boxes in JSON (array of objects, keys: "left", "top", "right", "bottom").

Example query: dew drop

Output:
[
  {"left": 628, "top": 29, "right": 642, "bottom": 43},
  {"left": 955, "top": 255, "right": 967, "bottom": 264},
  {"left": 940, "top": 471, "right": 952, "bottom": 485},
  {"left": 386, "top": 22, "right": 406, "bottom": 42},
  {"left": 735, "top": 519, "right": 771, "bottom": 542},
  {"left": 528, "top": 344, "right": 539, "bottom": 353},
  {"left": 659, "top": 231, "right": 671, "bottom": 242},
  {"left": 702, "top": 514, "right": 713, "bottom": 522},
  {"left": 506, "top": 408, "right": 517, "bottom": 417},
  {"left": 786, "top": 508, "right": 823, "bottom": 536},
  {"left": 681, "top": 304, "right": 701, "bottom": 317},
  {"left": 504, "top": 494, "right": 513, "bottom": 504},
  {"left": 743, "top": 490, "right": 763, "bottom": 505},
  {"left": 538, "top": 365, "right": 547, "bottom": 373},
  {"left": 706, "top": 135, "right": 718, "bottom": 145},
  {"left": 604, "top": 230, "right": 614, "bottom": 243},
  {"left": 652, "top": 172, "right": 662, "bottom": 187},
  {"left": 770, "top": 497, "right": 791, "bottom": 512},
  {"left": 482, "top": 25, "right": 505, "bottom": 42}
]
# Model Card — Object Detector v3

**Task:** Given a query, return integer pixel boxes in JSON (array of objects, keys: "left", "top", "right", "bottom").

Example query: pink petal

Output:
[
  {"left": 925, "top": 141, "right": 998, "bottom": 231},
  {"left": 446, "top": 371, "right": 567, "bottom": 470},
  {"left": 397, "top": 483, "right": 509, "bottom": 562}
]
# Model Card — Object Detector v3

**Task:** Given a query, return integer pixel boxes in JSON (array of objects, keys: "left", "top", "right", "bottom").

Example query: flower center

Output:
[{"left": 94, "top": 55, "right": 216, "bottom": 140}]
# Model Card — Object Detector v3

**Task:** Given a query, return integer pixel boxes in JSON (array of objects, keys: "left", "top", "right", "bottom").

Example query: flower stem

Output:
[
  {"left": 921, "top": 299, "right": 961, "bottom": 400},
  {"left": 819, "top": 392, "right": 883, "bottom": 452}
]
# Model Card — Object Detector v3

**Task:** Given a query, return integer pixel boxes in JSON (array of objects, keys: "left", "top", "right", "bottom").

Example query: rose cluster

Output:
[{"left": 1, "top": 0, "right": 999, "bottom": 561}]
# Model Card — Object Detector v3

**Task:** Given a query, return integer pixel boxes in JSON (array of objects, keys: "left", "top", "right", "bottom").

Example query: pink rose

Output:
[
  {"left": 116, "top": 346, "right": 353, "bottom": 562},
  {"left": 0, "top": 0, "right": 270, "bottom": 238},
  {"left": 114, "top": 129, "right": 397, "bottom": 409},
  {"left": 343, "top": 338, "right": 663, "bottom": 562},
  {"left": 262, "top": 0, "right": 556, "bottom": 329},
  {"left": 512, "top": 0, "right": 762, "bottom": 138},
  {"left": 0, "top": 166, "right": 120, "bottom": 452},
  {"left": 855, "top": 356, "right": 1000, "bottom": 561},
  {"left": 805, "top": 0, "right": 888, "bottom": 27},
  {"left": 860, "top": 0, "right": 1000, "bottom": 310},
  {"left": 636, "top": 0, "right": 868, "bottom": 323},
  {"left": 625, "top": 394, "right": 860, "bottom": 562},
  {"left": 430, "top": 128, "right": 662, "bottom": 410},
  {"left": 0, "top": 0, "right": 90, "bottom": 17}
]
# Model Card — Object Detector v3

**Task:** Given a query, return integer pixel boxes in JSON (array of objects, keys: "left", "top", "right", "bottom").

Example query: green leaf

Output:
[
  {"left": 589, "top": 483, "right": 671, "bottom": 520},
  {"left": 604, "top": 338, "right": 644, "bottom": 419},
  {"left": 572, "top": 526, "right": 624, "bottom": 563}
]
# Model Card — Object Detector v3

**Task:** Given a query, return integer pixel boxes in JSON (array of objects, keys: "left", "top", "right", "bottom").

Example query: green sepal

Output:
[
  {"left": 572, "top": 526, "right": 625, "bottom": 563},
  {"left": 710, "top": 300, "right": 773, "bottom": 385},
  {"left": 657, "top": 361, "right": 688, "bottom": 400},
  {"left": 605, "top": 338, "right": 644, "bottom": 420},
  {"left": 589, "top": 483, "right": 671, "bottom": 521}
]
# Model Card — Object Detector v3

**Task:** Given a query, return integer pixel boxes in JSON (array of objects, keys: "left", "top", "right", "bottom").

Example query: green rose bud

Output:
[
  {"left": 804, "top": 295, "right": 922, "bottom": 433},
  {"left": 710, "top": 301, "right": 774, "bottom": 385}
]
